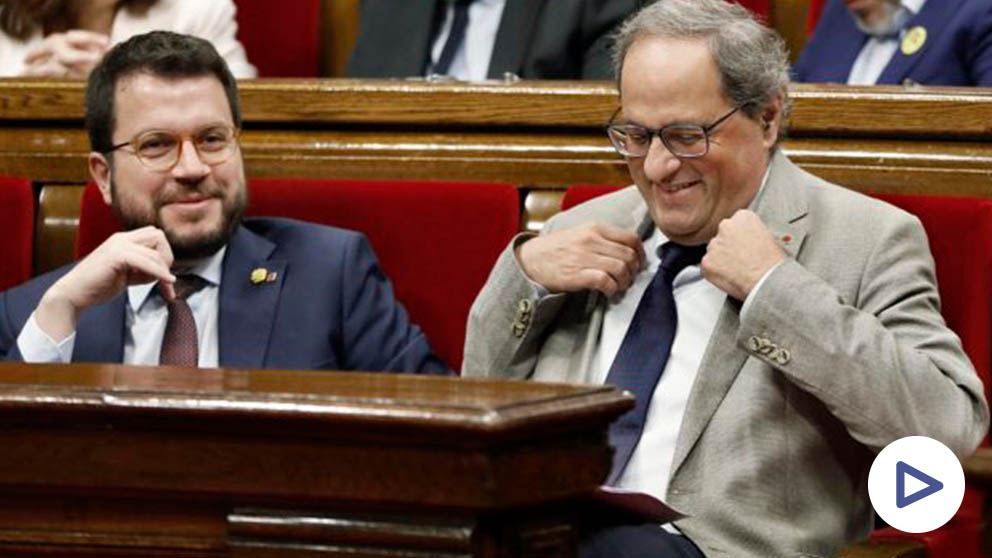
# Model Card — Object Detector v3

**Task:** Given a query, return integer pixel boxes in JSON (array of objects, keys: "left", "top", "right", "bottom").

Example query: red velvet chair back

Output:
[
  {"left": 76, "top": 179, "right": 520, "bottom": 370},
  {"left": 233, "top": 0, "right": 321, "bottom": 77},
  {"left": 0, "top": 175, "right": 34, "bottom": 292}
]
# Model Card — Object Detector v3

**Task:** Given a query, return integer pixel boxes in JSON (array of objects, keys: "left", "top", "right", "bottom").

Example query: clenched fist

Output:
[
  {"left": 701, "top": 210, "right": 785, "bottom": 301},
  {"left": 517, "top": 222, "right": 646, "bottom": 297}
]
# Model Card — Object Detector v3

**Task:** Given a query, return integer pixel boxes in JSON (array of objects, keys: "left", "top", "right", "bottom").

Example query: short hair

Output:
[
  {"left": 85, "top": 30, "right": 241, "bottom": 154},
  {"left": 612, "top": 0, "right": 791, "bottom": 122}
]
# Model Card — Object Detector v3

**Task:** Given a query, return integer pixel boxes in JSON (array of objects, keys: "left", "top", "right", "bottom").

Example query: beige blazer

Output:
[{"left": 462, "top": 152, "right": 989, "bottom": 557}]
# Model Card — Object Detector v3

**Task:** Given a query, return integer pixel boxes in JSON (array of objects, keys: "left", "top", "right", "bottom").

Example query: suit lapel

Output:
[
  {"left": 72, "top": 296, "right": 126, "bottom": 362},
  {"left": 487, "top": 0, "right": 546, "bottom": 78},
  {"left": 669, "top": 153, "right": 810, "bottom": 477},
  {"left": 217, "top": 225, "right": 286, "bottom": 369},
  {"left": 878, "top": 0, "right": 962, "bottom": 84}
]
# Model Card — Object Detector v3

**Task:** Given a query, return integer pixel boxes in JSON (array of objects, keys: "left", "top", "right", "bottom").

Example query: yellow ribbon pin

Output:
[
  {"left": 901, "top": 26, "right": 927, "bottom": 56},
  {"left": 250, "top": 267, "right": 268, "bottom": 284}
]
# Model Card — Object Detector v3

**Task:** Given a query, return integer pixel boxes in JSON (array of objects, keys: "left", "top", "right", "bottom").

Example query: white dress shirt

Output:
[
  {"left": 428, "top": 0, "right": 507, "bottom": 81},
  {"left": 18, "top": 247, "right": 225, "bottom": 367},
  {"left": 531, "top": 167, "right": 775, "bottom": 533},
  {"left": 847, "top": 0, "right": 926, "bottom": 85}
]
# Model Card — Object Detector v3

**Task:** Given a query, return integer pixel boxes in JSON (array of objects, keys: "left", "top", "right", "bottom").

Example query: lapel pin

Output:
[
  {"left": 250, "top": 267, "right": 268, "bottom": 285},
  {"left": 265, "top": 271, "right": 278, "bottom": 283},
  {"left": 781, "top": 234, "right": 793, "bottom": 243},
  {"left": 901, "top": 26, "right": 926, "bottom": 56}
]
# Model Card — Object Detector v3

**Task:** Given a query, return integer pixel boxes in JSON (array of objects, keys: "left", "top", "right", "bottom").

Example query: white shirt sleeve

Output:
[{"left": 16, "top": 312, "right": 75, "bottom": 363}]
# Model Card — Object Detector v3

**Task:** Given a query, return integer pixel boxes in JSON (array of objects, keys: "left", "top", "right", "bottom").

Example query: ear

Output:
[
  {"left": 760, "top": 92, "right": 784, "bottom": 149},
  {"left": 88, "top": 151, "right": 113, "bottom": 206}
]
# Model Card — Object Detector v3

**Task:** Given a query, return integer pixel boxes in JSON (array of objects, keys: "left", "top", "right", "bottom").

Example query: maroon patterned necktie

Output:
[{"left": 159, "top": 275, "right": 208, "bottom": 366}]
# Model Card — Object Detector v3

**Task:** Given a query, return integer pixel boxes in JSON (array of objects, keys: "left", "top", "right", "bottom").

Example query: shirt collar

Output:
[
  {"left": 902, "top": 0, "right": 926, "bottom": 16},
  {"left": 127, "top": 245, "right": 227, "bottom": 312}
]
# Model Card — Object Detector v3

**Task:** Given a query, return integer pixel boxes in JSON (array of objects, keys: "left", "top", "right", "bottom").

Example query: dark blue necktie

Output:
[
  {"left": 605, "top": 241, "right": 707, "bottom": 485},
  {"left": 432, "top": 0, "right": 473, "bottom": 75}
]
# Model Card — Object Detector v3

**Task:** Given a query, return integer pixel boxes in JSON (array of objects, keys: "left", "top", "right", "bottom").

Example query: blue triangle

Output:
[{"left": 896, "top": 460, "right": 943, "bottom": 508}]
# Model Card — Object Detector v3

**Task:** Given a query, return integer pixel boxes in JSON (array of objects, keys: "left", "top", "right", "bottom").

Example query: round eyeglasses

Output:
[
  {"left": 107, "top": 125, "right": 240, "bottom": 172},
  {"left": 605, "top": 106, "right": 740, "bottom": 159}
]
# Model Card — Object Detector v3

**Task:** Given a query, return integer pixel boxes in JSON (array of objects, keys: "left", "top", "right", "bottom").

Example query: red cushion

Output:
[
  {"left": 233, "top": 0, "right": 321, "bottom": 77},
  {"left": 0, "top": 175, "right": 34, "bottom": 291},
  {"left": 76, "top": 179, "right": 520, "bottom": 370},
  {"left": 807, "top": 0, "right": 828, "bottom": 36}
]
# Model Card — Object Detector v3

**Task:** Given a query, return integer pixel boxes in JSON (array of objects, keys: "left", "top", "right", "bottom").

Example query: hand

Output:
[
  {"left": 22, "top": 30, "right": 110, "bottom": 78},
  {"left": 35, "top": 226, "right": 176, "bottom": 342},
  {"left": 516, "top": 222, "right": 645, "bottom": 297},
  {"left": 701, "top": 210, "right": 786, "bottom": 301}
]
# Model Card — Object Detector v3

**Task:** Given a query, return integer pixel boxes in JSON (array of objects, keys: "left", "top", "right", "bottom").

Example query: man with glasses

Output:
[
  {"left": 0, "top": 31, "right": 448, "bottom": 374},
  {"left": 463, "top": 0, "right": 986, "bottom": 556}
]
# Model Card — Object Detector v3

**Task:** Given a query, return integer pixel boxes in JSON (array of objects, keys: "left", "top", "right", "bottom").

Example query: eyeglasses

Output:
[
  {"left": 605, "top": 106, "right": 741, "bottom": 159},
  {"left": 107, "top": 125, "right": 240, "bottom": 172}
]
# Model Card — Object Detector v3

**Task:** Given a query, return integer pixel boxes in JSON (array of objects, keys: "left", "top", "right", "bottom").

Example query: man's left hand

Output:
[{"left": 701, "top": 209, "right": 786, "bottom": 301}]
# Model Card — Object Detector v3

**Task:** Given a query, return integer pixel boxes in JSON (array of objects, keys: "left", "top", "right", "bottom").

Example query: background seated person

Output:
[
  {"left": 793, "top": 0, "right": 992, "bottom": 86},
  {"left": 0, "top": 31, "right": 445, "bottom": 374},
  {"left": 0, "top": 0, "right": 256, "bottom": 78},
  {"left": 463, "top": 0, "right": 989, "bottom": 555},
  {"left": 346, "top": 0, "right": 639, "bottom": 81}
]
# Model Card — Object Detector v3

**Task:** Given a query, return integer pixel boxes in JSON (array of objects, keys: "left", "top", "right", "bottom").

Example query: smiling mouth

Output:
[{"left": 659, "top": 180, "right": 701, "bottom": 193}]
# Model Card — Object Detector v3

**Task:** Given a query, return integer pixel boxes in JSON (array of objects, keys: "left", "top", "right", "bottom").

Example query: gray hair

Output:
[{"left": 612, "top": 0, "right": 792, "bottom": 123}]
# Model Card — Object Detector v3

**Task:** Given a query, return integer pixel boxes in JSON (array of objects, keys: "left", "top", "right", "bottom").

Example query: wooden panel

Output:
[
  {"left": 770, "top": 0, "right": 811, "bottom": 64},
  {"left": 0, "top": 362, "right": 632, "bottom": 557},
  {"left": 323, "top": 0, "right": 361, "bottom": 77},
  {"left": 35, "top": 184, "right": 85, "bottom": 274}
]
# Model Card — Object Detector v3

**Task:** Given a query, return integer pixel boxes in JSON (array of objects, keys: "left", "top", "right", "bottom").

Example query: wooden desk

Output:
[{"left": 0, "top": 362, "right": 632, "bottom": 557}]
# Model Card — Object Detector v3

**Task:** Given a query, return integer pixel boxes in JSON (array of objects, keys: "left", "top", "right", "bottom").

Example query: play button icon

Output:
[
  {"left": 896, "top": 461, "right": 943, "bottom": 508},
  {"left": 869, "top": 436, "right": 965, "bottom": 533}
]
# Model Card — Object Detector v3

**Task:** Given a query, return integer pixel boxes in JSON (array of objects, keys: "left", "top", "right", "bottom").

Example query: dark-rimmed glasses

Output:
[
  {"left": 107, "top": 125, "right": 240, "bottom": 172},
  {"left": 605, "top": 106, "right": 740, "bottom": 159}
]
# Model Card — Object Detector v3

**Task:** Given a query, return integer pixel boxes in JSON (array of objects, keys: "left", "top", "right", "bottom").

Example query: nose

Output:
[
  {"left": 641, "top": 136, "right": 682, "bottom": 183},
  {"left": 171, "top": 138, "right": 210, "bottom": 181}
]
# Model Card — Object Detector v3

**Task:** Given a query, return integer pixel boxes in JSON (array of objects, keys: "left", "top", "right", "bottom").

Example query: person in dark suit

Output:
[
  {"left": 794, "top": 0, "right": 992, "bottom": 86},
  {"left": 0, "top": 30, "right": 447, "bottom": 374},
  {"left": 346, "top": 0, "right": 641, "bottom": 80}
]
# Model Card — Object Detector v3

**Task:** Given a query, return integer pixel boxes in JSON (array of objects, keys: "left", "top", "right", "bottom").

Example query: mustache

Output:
[{"left": 155, "top": 185, "right": 224, "bottom": 205}]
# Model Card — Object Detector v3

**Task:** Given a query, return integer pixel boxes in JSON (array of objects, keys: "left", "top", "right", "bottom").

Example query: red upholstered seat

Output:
[
  {"left": 0, "top": 175, "right": 35, "bottom": 292},
  {"left": 76, "top": 179, "right": 520, "bottom": 370},
  {"left": 563, "top": 185, "right": 992, "bottom": 557},
  {"left": 233, "top": 0, "right": 321, "bottom": 77}
]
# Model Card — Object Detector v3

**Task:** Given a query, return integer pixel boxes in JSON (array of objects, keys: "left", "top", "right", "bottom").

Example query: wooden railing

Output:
[{"left": 0, "top": 361, "right": 632, "bottom": 557}]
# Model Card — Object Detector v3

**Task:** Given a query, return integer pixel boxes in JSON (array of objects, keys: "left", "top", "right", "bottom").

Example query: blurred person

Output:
[
  {"left": 0, "top": 0, "right": 256, "bottom": 78},
  {"left": 347, "top": 0, "right": 641, "bottom": 81},
  {"left": 794, "top": 0, "right": 992, "bottom": 86},
  {"left": 0, "top": 31, "right": 445, "bottom": 374}
]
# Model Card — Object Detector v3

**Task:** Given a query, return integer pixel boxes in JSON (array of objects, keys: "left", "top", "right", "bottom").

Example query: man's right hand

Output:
[
  {"left": 34, "top": 227, "right": 176, "bottom": 342},
  {"left": 516, "top": 223, "right": 645, "bottom": 297}
]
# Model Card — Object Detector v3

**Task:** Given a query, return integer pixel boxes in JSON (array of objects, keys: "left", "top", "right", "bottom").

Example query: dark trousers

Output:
[{"left": 579, "top": 521, "right": 704, "bottom": 558}]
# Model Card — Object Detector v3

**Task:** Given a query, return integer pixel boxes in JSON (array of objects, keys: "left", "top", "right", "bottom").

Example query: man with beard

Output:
[
  {"left": 0, "top": 31, "right": 448, "bottom": 374},
  {"left": 793, "top": 0, "right": 992, "bottom": 86}
]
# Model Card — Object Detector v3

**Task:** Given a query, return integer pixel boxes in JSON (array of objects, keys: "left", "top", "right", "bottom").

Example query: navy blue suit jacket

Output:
[
  {"left": 0, "top": 217, "right": 449, "bottom": 373},
  {"left": 346, "top": 0, "right": 640, "bottom": 80},
  {"left": 793, "top": 0, "right": 992, "bottom": 86}
]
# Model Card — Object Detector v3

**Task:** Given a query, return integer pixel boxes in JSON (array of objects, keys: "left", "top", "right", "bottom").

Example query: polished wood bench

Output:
[{"left": 0, "top": 361, "right": 632, "bottom": 557}]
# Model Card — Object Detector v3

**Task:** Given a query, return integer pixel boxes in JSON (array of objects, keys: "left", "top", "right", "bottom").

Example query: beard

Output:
[
  {"left": 110, "top": 178, "right": 247, "bottom": 262},
  {"left": 852, "top": 0, "right": 904, "bottom": 36}
]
